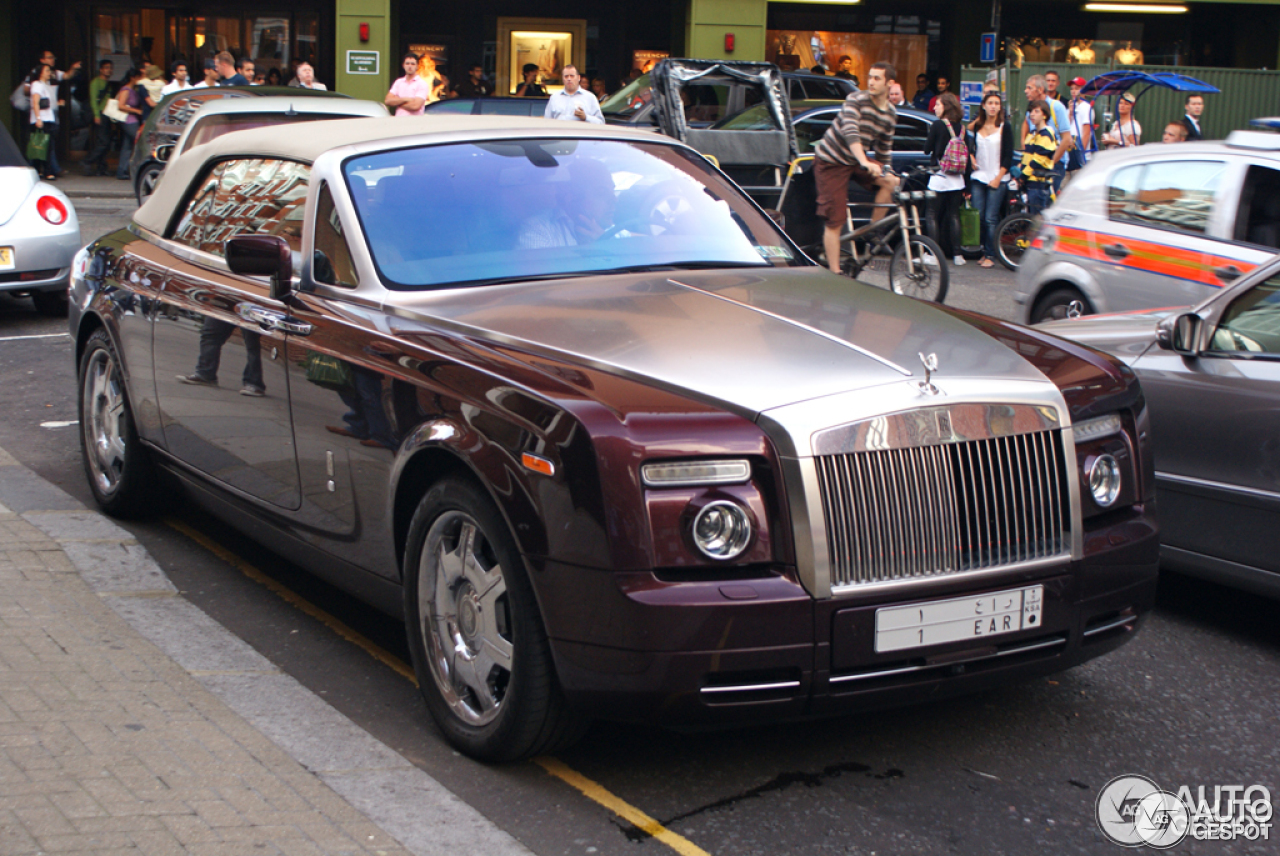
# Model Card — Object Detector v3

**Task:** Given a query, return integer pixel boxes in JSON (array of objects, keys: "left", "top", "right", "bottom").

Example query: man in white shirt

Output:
[
  {"left": 291, "top": 62, "right": 327, "bottom": 91},
  {"left": 544, "top": 66, "right": 604, "bottom": 124},
  {"left": 160, "top": 62, "right": 192, "bottom": 96},
  {"left": 191, "top": 59, "right": 220, "bottom": 89}
]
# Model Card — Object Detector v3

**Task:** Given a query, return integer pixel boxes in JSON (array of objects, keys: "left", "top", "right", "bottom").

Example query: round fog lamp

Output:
[
  {"left": 1087, "top": 454, "right": 1122, "bottom": 507},
  {"left": 691, "top": 501, "right": 752, "bottom": 560}
]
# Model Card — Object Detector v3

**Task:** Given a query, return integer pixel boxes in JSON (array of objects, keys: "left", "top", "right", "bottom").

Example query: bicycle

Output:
[
  {"left": 993, "top": 173, "right": 1056, "bottom": 271},
  {"left": 776, "top": 158, "right": 948, "bottom": 302}
]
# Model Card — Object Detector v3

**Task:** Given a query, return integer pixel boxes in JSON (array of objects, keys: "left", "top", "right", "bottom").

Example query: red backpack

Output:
[{"left": 940, "top": 122, "right": 968, "bottom": 175}]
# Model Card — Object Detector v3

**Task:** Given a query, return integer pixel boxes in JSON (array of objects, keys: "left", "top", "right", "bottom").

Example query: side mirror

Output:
[
  {"left": 1156, "top": 312, "right": 1202, "bottom": 356},
  {"left": 154, "top": 143, "right": 175, "bottom": 163},
  {"left": 226, "top": 235, "right": 292, "bottom": 299}
]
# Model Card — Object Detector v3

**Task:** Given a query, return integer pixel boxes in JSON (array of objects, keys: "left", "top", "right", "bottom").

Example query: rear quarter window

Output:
[{"left": 1107, "top": 160, "right": 1227, "bottom": 236}]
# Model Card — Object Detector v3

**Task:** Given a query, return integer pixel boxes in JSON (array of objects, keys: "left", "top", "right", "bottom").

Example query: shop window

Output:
[
  {"left": 1107, "top": 160, "right": 1225, "bottom": 236},
  {"left": 171, "top": 159, "right": 310, "bottom": 258},
  {"left": 94, "top": 11, "right": 141, "bottom": 80}
]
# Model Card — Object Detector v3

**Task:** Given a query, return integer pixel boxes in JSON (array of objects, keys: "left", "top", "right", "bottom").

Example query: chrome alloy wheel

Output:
[
  {"left": 418, "top": 511, "right": 513, "bottom": 726},
  {"left": 82, "top": 347, "right": 128, "bottom": 497}
]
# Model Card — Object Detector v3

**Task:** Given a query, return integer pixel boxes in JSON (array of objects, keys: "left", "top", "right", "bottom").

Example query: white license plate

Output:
[
  {"left": 875, "top": 586, "right": 1043, "bottom": 653},
  {"left": 0, "top": 248, "right": 13, "bottom": 271}
]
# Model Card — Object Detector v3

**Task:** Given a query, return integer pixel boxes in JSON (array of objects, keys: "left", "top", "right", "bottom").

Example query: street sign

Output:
[
  {"left": 346, "top": 51, "right": 380, "bottom": 75},
  {"left": 980, "top": 33, "right": 997, "bottom": 64}
]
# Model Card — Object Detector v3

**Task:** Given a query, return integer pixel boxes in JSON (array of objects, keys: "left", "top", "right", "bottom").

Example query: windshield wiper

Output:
[{"left": 597, "top": 261, "right": 769, "bottom": 274}]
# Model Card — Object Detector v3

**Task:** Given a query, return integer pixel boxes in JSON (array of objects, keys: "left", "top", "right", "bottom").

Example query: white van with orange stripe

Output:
[{"left": 1015, "top": 130, "right": 1280, "bottom": 324}]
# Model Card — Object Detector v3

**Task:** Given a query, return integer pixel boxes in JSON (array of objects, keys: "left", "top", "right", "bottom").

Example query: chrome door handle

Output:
[
  {"left": 272, "top": 317, "right": 314, "bottom": 335},
  {"left": 236, "top": 303, "right": 314, "bottom": 336}
]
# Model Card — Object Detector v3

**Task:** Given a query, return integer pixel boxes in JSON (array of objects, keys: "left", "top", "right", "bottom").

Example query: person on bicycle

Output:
[
  {"left": 813, "top": 61, "right": 900, "bottom": 274},
  {"left": 1020, "top": 100, "right": 1058, "bottom": 217}
]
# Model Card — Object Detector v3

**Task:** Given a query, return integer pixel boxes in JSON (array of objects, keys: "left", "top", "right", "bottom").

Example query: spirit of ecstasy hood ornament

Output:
[{"left": 917, "top": 352, "right": 941, "bottom": 396}]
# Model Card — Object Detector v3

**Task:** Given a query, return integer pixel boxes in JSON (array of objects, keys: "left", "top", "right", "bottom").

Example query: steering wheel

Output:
[{"left": 601, "top": 181, "right": 697, "bottom": 240}]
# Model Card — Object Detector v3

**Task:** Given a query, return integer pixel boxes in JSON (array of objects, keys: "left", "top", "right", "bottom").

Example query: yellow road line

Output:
[
  {"left": 163, "top": 517, "right": 418, "bottom": 685},
  {"left": 167, "top": 517, "right": 709, "bottom": 856},
  {"left": 534, "top": 757, "right": 712, "bottom": 856}
]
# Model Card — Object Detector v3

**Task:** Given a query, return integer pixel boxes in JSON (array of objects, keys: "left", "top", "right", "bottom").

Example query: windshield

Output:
[
  {"left": 344, "top": 138, "right": 804, "bottom": 290},
  {"left": 599, "top": 73, "right": 651, "bottom": 118}
]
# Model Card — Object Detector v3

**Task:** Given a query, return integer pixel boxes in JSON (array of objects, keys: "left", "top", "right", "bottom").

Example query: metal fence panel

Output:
[{"left": 963, "top": 62, "right": 1280, "bottom": 142}]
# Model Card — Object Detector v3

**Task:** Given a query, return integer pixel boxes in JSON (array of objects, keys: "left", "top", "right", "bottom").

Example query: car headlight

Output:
[
  {"left": 1086, "top": 454, "right": 1122, "bottom": 507},
  {"left": 641, "top": 459, "right": 750, "bottom": 487},
  {"left": 691, "top": 501, "right": 753, "bottom": 560},
  {"left": 1073, "top": 414, "right": 1122, "bottom": 443}
]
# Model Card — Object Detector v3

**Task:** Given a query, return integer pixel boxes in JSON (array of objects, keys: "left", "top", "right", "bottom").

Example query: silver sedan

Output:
[{"left": 1042, "top": 254, "right": 1280, "bottom": 598}]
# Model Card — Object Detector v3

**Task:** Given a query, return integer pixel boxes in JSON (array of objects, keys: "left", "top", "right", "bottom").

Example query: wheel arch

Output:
[
  {"left": 389, "top": 425, "right": 552, "bottom": 585},
  {"left": 1022, "top": 260, "right": 1104, "bottom": 323}
]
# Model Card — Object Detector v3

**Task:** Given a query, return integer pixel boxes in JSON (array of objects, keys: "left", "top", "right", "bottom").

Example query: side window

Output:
[
  {"left": 1107, "top": 160, "right": 1226, "bottom": 236},
  {"left": 806, "top": 79, "right": 849, "bottom": 100},
  {"left": 1211, "top": 275, "right": 1280, "bottom": 354},
  {"left": 170, "top": 158, "right": 311, "bottom": 258},
  {"left": 313, "top": 183, "right": 359, "bottom": 289},
  {"left": 1234, "top": 165, "right": 1280, "bottom": 249},
  {"left": 893, "top": 117, "right": 930, "bottom": 153},
  {"left": 795, "top": 117, "right": 834, "bottom": 154}
]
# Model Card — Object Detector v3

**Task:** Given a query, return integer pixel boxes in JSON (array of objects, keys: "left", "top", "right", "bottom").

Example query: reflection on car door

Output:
[
  {"left": 275, "top": 183, "right": 406, "bottom": 577},
  {"left": 151, "top": 158, "right": 309, "bottom": 509},
  {"left": 1134, "top": 275, "right": 1280, "bottom": 575},
  {"left": 1096, "top": 159, "right": 1270, "bottom": 310}
]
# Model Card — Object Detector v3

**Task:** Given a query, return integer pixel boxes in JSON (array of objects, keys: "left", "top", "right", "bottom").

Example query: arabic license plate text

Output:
[{"left": 875, "top": 586, "right": 1043, "bottom": 653}]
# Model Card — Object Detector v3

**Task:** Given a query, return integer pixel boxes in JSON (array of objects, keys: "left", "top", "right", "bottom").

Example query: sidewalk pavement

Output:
[
  {"left": 0, "top": 445, "right": 534, "bottom": 855},
  {"left": 52, "top": 171, "right": 137, "bottom": 202}
]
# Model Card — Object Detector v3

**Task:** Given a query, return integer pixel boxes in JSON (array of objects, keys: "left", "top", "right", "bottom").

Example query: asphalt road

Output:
[{"left": 1, "top": 201, "right": 1275, "bottom": 856}]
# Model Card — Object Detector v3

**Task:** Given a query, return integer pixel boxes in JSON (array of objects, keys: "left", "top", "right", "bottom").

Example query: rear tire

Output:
[
  {"left": 1031, "top": 287, "right": 1092, "bottom": 324},
  {"left": 888, "top": 234, "right": 948, "bottom": 303},
  {"left": 403, "top": 477, "right": 586, "bottom": 762},
  {"left": 78, "top": 329, "right": 159, "bottom": 518},
  {"left": 995, "top": 213, "right": 1035, "bottom": 271}
]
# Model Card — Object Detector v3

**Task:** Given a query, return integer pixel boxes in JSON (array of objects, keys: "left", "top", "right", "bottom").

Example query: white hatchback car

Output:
[{"left": 1015, "top": 131, "right": 1280, "bottom": 324}]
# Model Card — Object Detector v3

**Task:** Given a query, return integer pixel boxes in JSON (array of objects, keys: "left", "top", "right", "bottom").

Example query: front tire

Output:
[
  {"left": 403, "top": 478, "right": 585, "bottom": 761},
  {"left": 1031, "top": 286, "right": 1093, "bottom": 324},
  {"left": 78, "top": 329, "right": 159, "bottom": 517},
  {"left": 888, "top": 234, "right": 948, "bottom": 302},
  {"left": 995, "top": 213, "right": 1035, "bottom": 271}
]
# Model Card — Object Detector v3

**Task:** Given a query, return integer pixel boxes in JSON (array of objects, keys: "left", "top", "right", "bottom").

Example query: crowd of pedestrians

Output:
[{"left": 11, "top": 47, "right": 339, "bottom": 181}]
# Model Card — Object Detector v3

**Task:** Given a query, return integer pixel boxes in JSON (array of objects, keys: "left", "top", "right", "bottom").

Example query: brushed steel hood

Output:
[{"left": 386, "top": 267, "right": 1055, "bottom": 422}]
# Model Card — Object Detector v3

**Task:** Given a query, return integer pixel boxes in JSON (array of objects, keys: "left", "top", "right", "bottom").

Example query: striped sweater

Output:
[{"left": 814, "top": 90, "right": 896, "bottom": 168}]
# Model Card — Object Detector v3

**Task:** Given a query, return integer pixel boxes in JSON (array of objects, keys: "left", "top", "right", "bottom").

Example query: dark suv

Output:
[{"left": 600, "top": 70, "right": 854, "bottom": 128}]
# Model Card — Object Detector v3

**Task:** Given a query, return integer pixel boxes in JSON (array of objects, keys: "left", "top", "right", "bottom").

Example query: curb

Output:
[{"left": 0, "top": 445, "right": 533, "bottom": 856}]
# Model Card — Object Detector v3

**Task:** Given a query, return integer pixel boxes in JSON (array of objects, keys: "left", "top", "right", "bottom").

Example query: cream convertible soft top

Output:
[{"left": 133, "top": 115, "right": 677, "bottom": 235}]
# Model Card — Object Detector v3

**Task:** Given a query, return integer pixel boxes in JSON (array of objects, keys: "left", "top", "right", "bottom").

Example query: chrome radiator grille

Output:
[{"left": 816, "top": 429, "right": 1070, "bottom": 589}]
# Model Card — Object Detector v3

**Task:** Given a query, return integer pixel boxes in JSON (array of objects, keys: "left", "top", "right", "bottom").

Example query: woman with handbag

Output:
[
  {"left": 926, "top": 91, "right": 969, "bottom": 266},
  {"left": 27, "top": 64, "right": 62, "bottom": 179},
  {"left": 967, "top": 90, "right": 1013, "bottom": 268},
  {"left": 113, "top": 67, "right": 145, "bottom": 181}
]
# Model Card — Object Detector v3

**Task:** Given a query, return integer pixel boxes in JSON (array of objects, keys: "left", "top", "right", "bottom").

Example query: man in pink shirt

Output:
[{"left": 385, "top": 53, "right": 429, "bottom": 116}]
